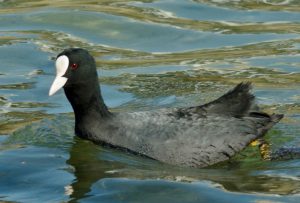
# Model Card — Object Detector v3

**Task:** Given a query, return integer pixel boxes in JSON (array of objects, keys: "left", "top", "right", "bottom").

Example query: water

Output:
[{"left": 0, "top": 0, "right": 300, "bottom": 202}]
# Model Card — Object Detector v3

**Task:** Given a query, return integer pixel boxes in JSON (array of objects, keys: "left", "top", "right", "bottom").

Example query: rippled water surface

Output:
[{"left": 0, "top": 0, "right": 300, "bottom": 202}]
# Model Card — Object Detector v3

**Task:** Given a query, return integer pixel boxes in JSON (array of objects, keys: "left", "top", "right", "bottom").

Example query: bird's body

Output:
[{"left": 49, "top": 48, "right": 283, "bottom": 168}]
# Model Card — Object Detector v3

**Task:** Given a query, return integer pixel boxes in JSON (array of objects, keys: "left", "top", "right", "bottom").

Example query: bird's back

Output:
[{"left": 77, "top": 83, "right": 283, "bottom": 168}]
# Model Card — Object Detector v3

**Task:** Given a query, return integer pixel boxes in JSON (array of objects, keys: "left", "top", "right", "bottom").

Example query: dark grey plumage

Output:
[{"left": 52, "top": 48, "right": 283, "bottom": 168}]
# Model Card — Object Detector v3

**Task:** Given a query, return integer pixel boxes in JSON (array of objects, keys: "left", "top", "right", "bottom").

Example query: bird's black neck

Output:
[{"left": 64, "top": 80, "right": 112, "bottom": 131}]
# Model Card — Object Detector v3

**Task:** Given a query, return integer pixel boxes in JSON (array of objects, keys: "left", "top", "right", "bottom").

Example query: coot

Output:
[{"left": 49, "top": 48, "right": 283, "bottom": 168}]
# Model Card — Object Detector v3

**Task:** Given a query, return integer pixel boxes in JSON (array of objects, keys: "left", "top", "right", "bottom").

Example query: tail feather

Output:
[
  {"left": 200, "top": 82, "right": 283, "bottom": 138},
  {"left": 201, "top": 82, "right": 255, "bottom": 117},
  {"left": 181, "top": 82, "right": 283, "bottom": 139},
  {"left": 255, "top": 113, "right": 284, "bottom": 137},
  {"left": 270, "top": 113, "right": 284, "bottom": 123}
]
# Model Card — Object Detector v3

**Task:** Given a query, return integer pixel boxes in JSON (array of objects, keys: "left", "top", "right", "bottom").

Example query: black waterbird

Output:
[{"left": 49, "top": 48, "right": 283, "bottom": 168}]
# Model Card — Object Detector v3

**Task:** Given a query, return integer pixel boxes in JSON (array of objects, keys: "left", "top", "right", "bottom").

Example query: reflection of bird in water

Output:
[
  {"left": 65, "top": 137, "right": 300, "bottom": 202},
  {"left": 66, "top": 137, "right": 122, "bottom": 202},
  {"left": 49, "top": 48, "right": 283, "bottom": 168}
]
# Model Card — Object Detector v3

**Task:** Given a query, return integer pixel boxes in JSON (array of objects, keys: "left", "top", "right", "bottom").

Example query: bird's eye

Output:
[{"left": 71, "top": 63, "right": 78, "bottom": 70}]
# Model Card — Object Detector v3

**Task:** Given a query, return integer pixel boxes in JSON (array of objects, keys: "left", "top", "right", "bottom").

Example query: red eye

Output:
[{"left": 71, "top": 63, "right": 78, "bottom": 70}]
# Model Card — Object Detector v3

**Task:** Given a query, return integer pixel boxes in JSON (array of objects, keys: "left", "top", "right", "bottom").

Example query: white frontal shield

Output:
[{"left": 49, "top": 55, "right": 69, "bottom": 96}]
